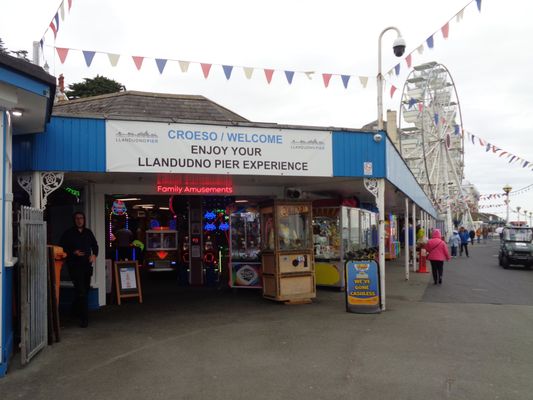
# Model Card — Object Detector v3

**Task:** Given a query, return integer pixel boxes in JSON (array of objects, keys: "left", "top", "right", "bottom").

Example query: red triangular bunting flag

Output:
[
  {"left": 201, "top": 63, "right": 212, "bottom": 79},
  {"left": 405, "top": 54, "right": 412, "bottom": 68},
  {"left": 441, "top": 22, "right": 450, "bottom": 39},
  {"left": 56, "top": 47, "right": 69, "bottom": 64},
  {"left": 322, "top": 73, "right": 332, "bottom": 88},
  {"left": 132, "top": 56, "right": 144, "bottom": 70},
  {"left": 49, "top": 22, "right": 57, "bottom": 39},
  {"left": 68, "top": 0, "right": 72, "bottom": 10},
  {"left": 264, "top": 69, "right": 274, "bottom": 84},
  {"left": 390, "top": 85, "right": 397, "bottom": 98}
]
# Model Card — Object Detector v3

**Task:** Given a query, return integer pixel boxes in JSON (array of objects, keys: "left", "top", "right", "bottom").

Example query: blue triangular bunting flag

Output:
[
  {"left": 408, "top": 98, "right": 417, "bottom": 108},
  {"left": 82, "top": 51, "right": 96, "bottom": 67},
  {"left": 394, "top": 64, "right": 400, "bottom": 76},
  {"left": 476, "top": 0, "right": 482, "bottom": 12},
  {"left": 39, "top": 39, "right": 44, "bottom": 50},
  {"left": 285, "top": 70, "right": 295, "bottom": 84},
  {"left": 54, "top": 13, "right": 60, "bottom": 31},
  {"left": 155, "top": 58, "right": 167, "bottom": 74},
  {"left": 222, "top": 65, "right": 233, "bottom": 80},
  {"left": 426, "top": 35, "right": 434, "bottom": 49},
  {"left": 341, "top": 75, "right": 350, "bottom": 89},
  {"left": 434, "top": 113, "right": 439, "bottom": 126}
]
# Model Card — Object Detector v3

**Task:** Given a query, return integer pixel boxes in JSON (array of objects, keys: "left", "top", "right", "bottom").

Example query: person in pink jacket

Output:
[{"left": 425, "top": 229, "right": 451, "bottom": 285}]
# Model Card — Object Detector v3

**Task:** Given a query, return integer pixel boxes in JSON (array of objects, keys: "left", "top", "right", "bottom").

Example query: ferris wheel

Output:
[{"left": 398, "top": 61, "right": 472, "bottom": 236}]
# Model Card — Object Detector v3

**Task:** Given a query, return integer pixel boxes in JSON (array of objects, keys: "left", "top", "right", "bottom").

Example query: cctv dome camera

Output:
[
  {"left": 373, "top": 133, "right": 383, "bottom": 143},
  {"left": 393, "top": 37, "right": 406, "bottom": 57}
]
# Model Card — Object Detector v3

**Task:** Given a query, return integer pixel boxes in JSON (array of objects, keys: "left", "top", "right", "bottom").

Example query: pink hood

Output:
[{"left": 431, "top": 229, "right": 442, "bottom": 239}]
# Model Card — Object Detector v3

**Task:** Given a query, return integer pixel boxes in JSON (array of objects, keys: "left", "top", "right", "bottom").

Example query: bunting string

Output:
[
  {"left": 479, "top": 184, "right": 533, "bottom": 199},
  {"left": 41, "top": 0, "right": 73, "bottom": 45},
  {"left": 385, "top": 0, "right": 481, "bottom": 79},
  {"left": 43, "top": 0, "right": 481, "bottom": 93},
  {"left": 464, "top": 130, "right": 533, "bottom": 173},
  {"left": 49, "top": 45, "right": 372, "bottom": 89}
]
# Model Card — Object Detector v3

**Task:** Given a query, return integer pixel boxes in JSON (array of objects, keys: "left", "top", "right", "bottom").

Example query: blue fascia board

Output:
[
  {"left": 0, "top": 66, "right": 51, "bottom": 99},
  {"left": 13, "top": 116, "right": 106, "bottom": 172},
  {"left": 332, "top": 130, "right": 386, "bottom": 178}
]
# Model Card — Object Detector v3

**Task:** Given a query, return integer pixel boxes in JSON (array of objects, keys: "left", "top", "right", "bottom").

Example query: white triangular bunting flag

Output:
[
  {"left": 107, "top": 53, "right": 120, "bottom": 67},
  {"left": 179, "top": 61, "right": 190, "bottom": 73},
  {"left": 60, "top": 1, "right": 65, "bottom": 20},
  {"left": 417, "top": 45, "right": 424, "bottom": 54},
  {"left": 456, "top": 9, "right": 464, "bottom": 22},
  {"left": 359, "top": 76, "right": 368, "bottom": 88},
  {"left": 304, "top": 71, "right": 315, "bottom": 80},
  {"left": 243, "top": 67, "right": 254, "bottom": 80}
]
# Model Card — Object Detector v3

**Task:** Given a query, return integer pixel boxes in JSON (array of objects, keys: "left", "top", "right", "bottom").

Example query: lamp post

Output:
[
  {"left": 529, "top": 211, "right": 532, "bottom": 227},
  {"left": 524, "top": 210, "right": 528, "bottom": 226},
  {"left": 516, "top": 206, "right": 521, "bottom": 225},
  {"left": 503, "top": 184, "right": 512, "bottom": 224},
  {"left": 377, "top": 27, "right": 406, "bottom": 131}
]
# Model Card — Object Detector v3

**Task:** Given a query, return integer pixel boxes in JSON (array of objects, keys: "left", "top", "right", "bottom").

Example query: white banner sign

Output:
[{"left": 106, "top": 121, "right": 332, "bottom": 177}]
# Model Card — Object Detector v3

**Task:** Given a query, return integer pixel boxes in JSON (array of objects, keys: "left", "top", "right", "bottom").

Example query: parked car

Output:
[{"left": 498, "top": 226, "right": 533, "bottom": 269}]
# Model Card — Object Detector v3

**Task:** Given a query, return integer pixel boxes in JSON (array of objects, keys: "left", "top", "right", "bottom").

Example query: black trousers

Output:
[
  {"left": 430, "top": 260, "right": 444, "bottom": 283},
  {"left": 68, "top": 262, "right": 92, "bottom": 324},
  {"left": 460, "top": 243, "right": 469, "bottom": 256}
]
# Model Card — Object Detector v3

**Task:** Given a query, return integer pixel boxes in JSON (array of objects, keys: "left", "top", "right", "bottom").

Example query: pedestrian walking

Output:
[
  {"left": 449, "top": 230, "right": 460, "bottom": 257},
  {"left": 482, "top": 226, "right": 489, "bottom": 243},
  {"left": 59, "top": 212, "right": 99, "bottom": 328},
  {"left": 469, "top": 229, "right": 476, "bottom": 245},
  {"left": 425, "top": 229, "right": 451, "bottom": 284},
  {"left": 476, "top": 227, "right": 482, "bottom": 244},
  {"left": 459, "top": 227, "right": 470, "bottom": 257}
]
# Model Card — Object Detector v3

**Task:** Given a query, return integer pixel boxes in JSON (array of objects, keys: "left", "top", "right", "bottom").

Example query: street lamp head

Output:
[
  {"left": 503, "top": 184, "right": 512, "bottom": 194},
  {"left": 393, "top": 36, "right": 406, "bottom": 57}
]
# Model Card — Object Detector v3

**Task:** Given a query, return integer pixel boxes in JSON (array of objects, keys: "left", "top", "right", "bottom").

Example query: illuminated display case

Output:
[
  {"left": 144, "top": 229, "right": 178, "bottom": 271},
  {"left": 313, "top": 206, "right": 378, "bottom": 289},
  {"left": 260, "top": 201, "right": 315, "bottom": 303},
  {"left": 229, "top": 206, "right": 262, "bottom": 288}
]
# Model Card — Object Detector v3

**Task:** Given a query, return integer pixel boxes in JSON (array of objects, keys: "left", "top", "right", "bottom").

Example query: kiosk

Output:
[{"left": 260, "top": 201, "right": 315, "bottom": 303}]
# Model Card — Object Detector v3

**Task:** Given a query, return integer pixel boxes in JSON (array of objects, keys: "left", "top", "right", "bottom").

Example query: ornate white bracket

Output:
[
  {"left": 16, "top": 172, "right": 64, "bottom": 210},
  {"left": 41, "top": 172, "right": 64, "bottom": 210},
  {"left": 17, "top": 174, "right": 33, "bottom": 199},
  {"left": 364, "top": 178, "right": 379, "bottom": 200}
]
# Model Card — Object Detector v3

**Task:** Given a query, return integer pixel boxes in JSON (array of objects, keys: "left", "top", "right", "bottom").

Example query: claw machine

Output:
[
  {"left": 260, "top": 201, "right": 315, "bottom": 303},
  {"left": 313, "top": 207, "right": 342, "bottom": 288},
  {"left": 313, "top": 205, "right": 376, "bottom": 289},
  {"left": 144, "top": 229, "right": 178, "bottom": 271},
  {"left": 228, "top": 204, "right": 262, "bottom": 288}
]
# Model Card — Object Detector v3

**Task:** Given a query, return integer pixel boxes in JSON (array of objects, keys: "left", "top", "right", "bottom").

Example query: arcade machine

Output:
[
  {"left": 312, "top": 204, "right": 379, "bottom": 289},
  {"left": 201, "top": 197, "right": 231, "bottom": 287},
  {"left": 260, "top": 200, "right": 315, "bottom": 303},
  {"left": 144, "top": 210, "right": 179, "bottom": 271},
  {"left": 228, "top": 204, "right": 261, "bottom": 288},
  {"left": 108, "top": 199, "right": 136, "bottom": 261}
]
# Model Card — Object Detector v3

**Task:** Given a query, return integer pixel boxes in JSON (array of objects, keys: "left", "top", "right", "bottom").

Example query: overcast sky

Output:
[{"left": 1, "top": 0, "right": 532, "bottom": 220}]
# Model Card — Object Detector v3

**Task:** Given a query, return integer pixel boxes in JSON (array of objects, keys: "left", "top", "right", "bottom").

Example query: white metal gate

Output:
[{"left": 18, "top": 206, "right": 47, "bottom": 365}]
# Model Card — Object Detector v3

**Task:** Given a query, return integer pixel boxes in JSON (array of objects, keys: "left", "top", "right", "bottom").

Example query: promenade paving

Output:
[{"left": 1, "top": 239, "right": 532, "bottom": 400}]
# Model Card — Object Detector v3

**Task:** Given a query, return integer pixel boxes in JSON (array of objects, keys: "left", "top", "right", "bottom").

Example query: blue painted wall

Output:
[
  {"left": 13, "top": 117, "right": 106, "bottom": 172},
  {"left": 386, "top": 138, "right": 438, "bottom": 218},
  {"left": 332, "top": 131, "right": 386, "bottom": 177}
]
